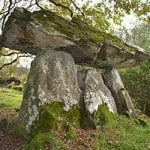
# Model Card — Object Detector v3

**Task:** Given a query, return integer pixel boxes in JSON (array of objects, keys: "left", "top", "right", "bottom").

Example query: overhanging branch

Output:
[
  {"left": 48, "top": 0, "right": 73, "bottom": 17},
  {"left": 70, "top": 0, "right": 85, "bottom": 18},
  {"left": 0, "top": 54, "right": 32, "bottom": 70},
  {"left": 0, "top": 57, "right": 18, "bottom": 70}
]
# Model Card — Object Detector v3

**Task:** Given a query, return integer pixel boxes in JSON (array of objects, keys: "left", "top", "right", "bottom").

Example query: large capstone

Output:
[
  {"left": 2, "top": 8, "right": 149, "bottom": 68},
  {"left": 17, "top": 49, "right": 81, "bottom": 134}
]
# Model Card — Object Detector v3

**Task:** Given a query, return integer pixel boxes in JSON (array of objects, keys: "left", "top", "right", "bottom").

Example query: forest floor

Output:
[
  {"left": 0, "top": 88, "right": 150, "bottom": 150},
  {"left": 0, "top": 108, "right": 27, "bottom": 150},
  {"left": 0, "top": 88, "right": 26, "bottom": 150}
]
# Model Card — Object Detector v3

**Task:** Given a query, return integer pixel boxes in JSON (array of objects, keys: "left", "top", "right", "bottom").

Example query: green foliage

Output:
[
  {"left": 65, "top": 126, "right": 76, "bottom": 139},
  {"left": 131, "top": 23, "right": 150, "bottom": 52},
  {"left": 112, "top": 0, "right": 150, "bottom": 22},
  {"left": 120, "top": 59, "right": 150, "bottom": 116},
  {"left": 92, "top": 103, "right": 115, "bottom": 126},
  {"left": 0, "top": 88, "right": 23, "bottom": 109},
  {"left": 30, "top": 102, "right": 83, "bottom": 137},
  {"left": 37, "top": 0, "right": 149, "bottom": 32}
]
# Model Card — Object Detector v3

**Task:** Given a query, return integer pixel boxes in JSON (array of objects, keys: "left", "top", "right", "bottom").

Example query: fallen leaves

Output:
[
  {"left": 0, "top": 108, "right": 26, "bottom": 150},
  {"left": 0, "top": 130, "right": 27, "bottom": 150}
]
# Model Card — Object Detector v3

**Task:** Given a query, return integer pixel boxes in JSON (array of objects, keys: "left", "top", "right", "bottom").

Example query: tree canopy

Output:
[{"left": 0, "top": 0, "right": 149, "bottom": 32}]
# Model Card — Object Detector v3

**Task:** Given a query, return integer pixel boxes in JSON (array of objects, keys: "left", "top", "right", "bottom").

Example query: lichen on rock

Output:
[
  {"left": 17, "top": 49, "right": 81, "bottom": 135},
  {"left": 77, "top": 68, "right": 117, "bottom": 114}
]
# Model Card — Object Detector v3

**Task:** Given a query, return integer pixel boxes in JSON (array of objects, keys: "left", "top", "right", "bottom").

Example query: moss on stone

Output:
[
  {"left": 30, "top": 102, "right": 84, "bottom": 137},
  {"left": 32, "top": 10, "right": 129, "bottom": 50},
  {"left": 92, "top": 103, "right": 115, "bottom": 126},
  {"left": 19, "top": 133, "right": 63, "bottom": 150},
  {"left": 65, "top": 126, "right": 77, "bottom": 139}
]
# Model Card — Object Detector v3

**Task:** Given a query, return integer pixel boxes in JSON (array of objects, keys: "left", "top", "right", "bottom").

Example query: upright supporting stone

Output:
[
  {"left": 78, "top": 69, "right": 117, "bottom": 113},
  {"left": 17, "top": 49, "right": 81, "bottom": 135},
  {"left": 102, "top": 68, "right": 136, "bottom": 116},
  {"left": 77, "top": 69, "right": 117, "bottom": 127}
]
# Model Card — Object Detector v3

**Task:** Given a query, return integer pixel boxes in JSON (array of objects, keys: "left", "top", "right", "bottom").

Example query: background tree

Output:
[
  {"left": 0, "top": 48, "right": 32, "bottom": 76},
  {"left": 117, "top": 21, "right": 150, "bottom": 116},
  {"left": 114, "top": 22, "right": 150, "bottom": 52},
  {"left": 131, "top": 23, "right": 150, "bottom": 52},
  {"left": 0, "top": 0, "right": 149, "bottom": 32},
  {"left": 120, "top": 59, "right": 150, "bottom": 116}
]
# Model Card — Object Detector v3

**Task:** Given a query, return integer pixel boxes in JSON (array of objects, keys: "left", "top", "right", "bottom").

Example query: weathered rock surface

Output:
[
  {"left": 77, "top": 69, "right": 117, "bottom": 113},
  {"left": 18, "top": 49, "right": 81, "bottom": 133},
  {"left": 102, "top": 68, "right": 136, "bottom": 116},
  {"left": 15, "top": 49, "right": 136, "bottom": 135},
  {"left": 1, "top": 8, "right": 149, "bottom": 68},
  {"left": 2, "top": 8, "right": 140, "bottom": 136}
]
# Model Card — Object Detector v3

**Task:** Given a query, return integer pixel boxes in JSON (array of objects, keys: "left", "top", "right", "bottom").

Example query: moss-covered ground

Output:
[
  {"left": 0, "top": 87, "right": 150, "bottom": 150},
  {"left": 0, "top": 88, "right": 22, "bottom": 109}
]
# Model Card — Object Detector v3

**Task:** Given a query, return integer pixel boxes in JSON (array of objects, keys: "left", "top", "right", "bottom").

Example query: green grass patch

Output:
[
  {"left": 0, "top": 88, "right": 23, "bottom": 109},
  {"left": 94, "top": 116, "right": 150, "bottom": 150}
]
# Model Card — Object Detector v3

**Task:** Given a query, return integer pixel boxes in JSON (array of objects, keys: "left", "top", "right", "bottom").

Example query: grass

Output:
[
  {"left": 0, "top": 88, "right": 150, "bottom": 150},
  {"left": 24, "top": 116, "right": 150, "bottom": 150},
  {"left": 94, "top": 115, "right": 150, "bottom": 150},
  {"left": 0, "top": 88, "right": 23, "bottom": 109}
]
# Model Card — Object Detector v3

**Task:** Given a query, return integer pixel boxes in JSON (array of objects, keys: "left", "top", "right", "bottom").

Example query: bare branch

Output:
[
  {"left": 35, "top": 0, "right": 44, "bottom": 10},
  {"left": 0, "top": 51, "right": 32, "bottom": 70},
  {"left": 1, "top": 0, "right": 22, "bottom": 31},
  {"left": 2, "top": 51, "right": 21, "bottom": 56},
  {"left": 48, "top": 0, "right": 73, "bottom": 17},
  {"left": 26, "top": 0, "right": 36, "bottom": 10},
  {"left": 0, "top": 56, "right": 18, "bottom": 70},
  {"left": 1, "top": 0, "right": 19, "bottom": 30},
  {"left": 70, "top": 0, "right": 85, "bottom": 18}
]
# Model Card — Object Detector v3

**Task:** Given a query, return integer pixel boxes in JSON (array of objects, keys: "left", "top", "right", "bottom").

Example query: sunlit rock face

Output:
[
  {"left": 77, "top": 69, "right": 117, "bottom": 114},
  {"left": 18, "top": 49, "right": 81, "bottom": 132}
]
